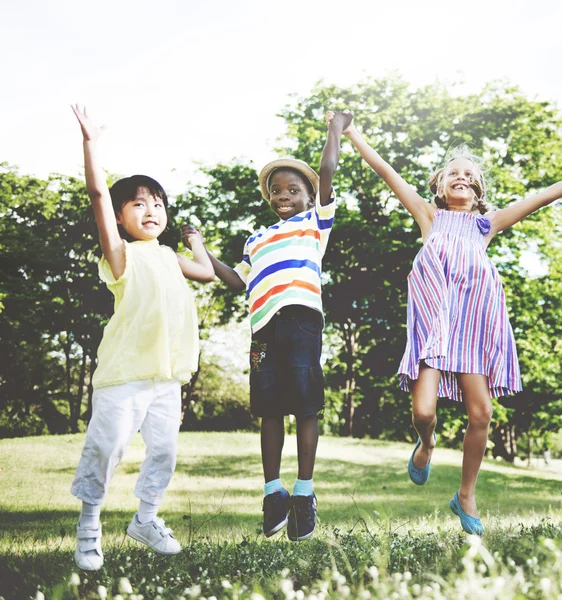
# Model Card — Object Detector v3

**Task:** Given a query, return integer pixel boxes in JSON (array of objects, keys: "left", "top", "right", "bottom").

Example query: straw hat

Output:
[{"left": 259, "top": 158, "right": 319, "bottom": 201}]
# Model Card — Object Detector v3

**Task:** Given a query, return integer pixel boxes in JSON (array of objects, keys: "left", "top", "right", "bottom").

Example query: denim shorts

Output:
[{"left": 249, "top": 305, "right": 324, "bottom": 418}]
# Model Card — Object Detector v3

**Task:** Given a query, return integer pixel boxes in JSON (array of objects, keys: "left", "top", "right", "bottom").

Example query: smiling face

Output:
[
  {"left": 116, "top": 186, "right": 168, "bottom": 240},
  {"left": 267, "top": 169, "right": 315, "bottom": 220},
  {"left": 438, "top": 157, "right": 483, "bottom": 211}
]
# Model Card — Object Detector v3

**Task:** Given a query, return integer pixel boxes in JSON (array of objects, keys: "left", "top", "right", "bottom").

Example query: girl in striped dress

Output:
[{"left": 341, "top": 116, "right": 562, "bottom": 534}]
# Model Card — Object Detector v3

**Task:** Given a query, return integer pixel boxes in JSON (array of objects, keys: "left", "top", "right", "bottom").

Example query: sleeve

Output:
[
  {"left": 98, "top": 240, "right": 131, "bottom": 301},
  {"left": 232, "top": 237, "right": 251, "bottom": 286},
  {"left": 314, "top": 188, "right": 336, "bottom": 255}
]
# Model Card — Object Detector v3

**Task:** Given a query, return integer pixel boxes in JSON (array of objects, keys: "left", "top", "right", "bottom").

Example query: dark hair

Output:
[
  {"left": 268, "top": 167, "right": 315, "bottom": 196},
  {"left": 109, "top": 175, "right": 175, "bottom": 243},
  {"left": 109, "top": 174, "right": 169, "bottom": 212}
]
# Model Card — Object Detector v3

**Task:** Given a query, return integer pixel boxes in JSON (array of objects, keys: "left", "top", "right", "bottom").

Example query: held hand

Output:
[
  {"left": 325, "top": 110, "right": 354, "bottom": 135},
  {"left": 71, "top": 104, "right": 108, "bottom": 142},
  {"left": 181, "top": 223, "right": 205, "bottom": 249}
]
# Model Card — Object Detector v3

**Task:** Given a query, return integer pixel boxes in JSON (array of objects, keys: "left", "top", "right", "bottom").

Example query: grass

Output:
[{"left": 2, "top": 431, "right": 562, "bottom": 599}]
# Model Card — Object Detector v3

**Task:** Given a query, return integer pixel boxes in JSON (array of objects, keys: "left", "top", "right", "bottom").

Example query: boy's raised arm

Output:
[
  {"left": 318, "top": 110, "right": 353, "bottom": 206},
  {"left": 71, "top": 104, "right": 125, "bottom": 277}
]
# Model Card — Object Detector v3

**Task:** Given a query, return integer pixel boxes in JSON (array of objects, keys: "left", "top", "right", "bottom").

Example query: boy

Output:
[{"left": 204, "top": 110, "right": 352, "bottom": 540}]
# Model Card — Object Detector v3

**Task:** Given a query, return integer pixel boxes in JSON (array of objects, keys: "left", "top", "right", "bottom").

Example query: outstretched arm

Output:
[
  {"left": 181, "top": 225, "right": 245, "bottom": 291},
  {"left": 178, "top": 225, "right": 215, "bottom": 282},
  {"left": 489, "top": 181, "right": 562, "bottom": 234},
  {"left": 318, "top": 110, "right": 353, "bottom": 206},
  {"left": 343, "top": 120, "right": 435, "bottom": 235},
  {"left": 71, "top": 104, "right": 125, "bottom": 279}
]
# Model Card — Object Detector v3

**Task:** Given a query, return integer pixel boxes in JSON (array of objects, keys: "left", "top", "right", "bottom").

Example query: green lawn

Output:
[{"left": 2, "top": 432, "right": 562, "bottom": 599}]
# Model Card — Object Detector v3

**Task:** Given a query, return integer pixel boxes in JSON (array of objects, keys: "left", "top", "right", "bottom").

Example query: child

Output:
[
  {"left": 198, "top": 110, "right": 352, "bottom": 541},
  {"left": 70, "top": 105, "right": 214, "bottom": 570},
  {"left": 339, "top": 115, "right": 562, "bottom": 534}
]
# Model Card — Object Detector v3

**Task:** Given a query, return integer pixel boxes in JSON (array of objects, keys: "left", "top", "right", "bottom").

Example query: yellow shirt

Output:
[{"left": 92, "top": 240, "right": 199, "bottom": 389}]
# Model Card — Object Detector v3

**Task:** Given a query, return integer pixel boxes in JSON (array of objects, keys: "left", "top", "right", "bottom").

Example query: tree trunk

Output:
[
  {"left": 63, "top": 336, "right": 74, "bottom": 434},
  {"left": 70, "top": 349, "right": 87, "bottom": 433},
  {"left": 492, "top": 424, "right": 517, "bottom": 462},
  {"left": 181, "top": 363, "right": 201, "bottom": 426},
  {"left": 85, "top": 350, "right": 96, "bottom": 423},
  {"left": 340, "top": 320, "right": 357, "bottom": 437}
]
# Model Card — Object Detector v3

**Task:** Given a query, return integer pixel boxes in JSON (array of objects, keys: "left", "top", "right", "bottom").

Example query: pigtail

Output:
[{"left": 429, "top": 167, "right": 448, "bottom": 209}]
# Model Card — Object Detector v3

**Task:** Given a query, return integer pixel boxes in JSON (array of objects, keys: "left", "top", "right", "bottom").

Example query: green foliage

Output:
[
  {"left": 183, "top": 359, "right": 255, "bottom": 432},
  {"left": 172, "top": 75, "right": 562, "bottom": 443},
  {"left": 2, "top": 75, "right": 562, "bottom": 442}
]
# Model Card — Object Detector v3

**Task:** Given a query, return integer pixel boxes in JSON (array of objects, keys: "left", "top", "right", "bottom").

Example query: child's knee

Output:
[
  {"left": 468, "top": 405, "right": 493, "bottom": 428},
  {"left": 412, "top": 408, "right": 436, "bottom": 428}
]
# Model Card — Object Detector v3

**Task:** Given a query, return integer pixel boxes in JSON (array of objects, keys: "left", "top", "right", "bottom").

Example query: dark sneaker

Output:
[
  {"left": 287, "top": 494, "right": 317, "bottom": 541},
  {"left": 263, "top": 488, "right": 290, "bottom": 537}
]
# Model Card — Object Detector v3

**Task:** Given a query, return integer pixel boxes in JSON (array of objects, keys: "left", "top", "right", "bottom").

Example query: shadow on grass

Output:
[{"left": 4, "top": 454, "right": 562, "bottom": 547}]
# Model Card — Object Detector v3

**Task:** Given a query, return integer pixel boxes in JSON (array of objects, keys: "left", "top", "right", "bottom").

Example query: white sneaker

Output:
[
  {"left": 126, "top": 514, "right": 181, "bottom": 555},
  {"left": 75, "top": 523, "right": 103, "bottom": 571}
]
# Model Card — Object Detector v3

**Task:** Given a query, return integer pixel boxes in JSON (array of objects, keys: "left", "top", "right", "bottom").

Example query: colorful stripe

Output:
[
  {"left": 235, "top": 194, "right": 335, "bottom": 333},
  {"left": 398, "top": 209, "right": 522, "bottom": 402}
]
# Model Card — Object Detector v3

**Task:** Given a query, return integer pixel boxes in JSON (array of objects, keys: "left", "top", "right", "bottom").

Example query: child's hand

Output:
[
  {"left": 71, "top": 104, "right": 108, "bottom": 142},
  {"left": 325, "top": 110, "right": 354, "bottom": 135},
  {"left": 181, "top": 223, "right": 205, "bottom": 249}
]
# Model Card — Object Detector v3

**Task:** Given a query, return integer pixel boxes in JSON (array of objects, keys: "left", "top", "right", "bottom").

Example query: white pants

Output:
[{"left": 71, "top": 378, "right": 182, "bottom": 505}]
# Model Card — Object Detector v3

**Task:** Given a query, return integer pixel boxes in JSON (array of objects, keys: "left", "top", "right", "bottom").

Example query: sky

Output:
[{"left": 1, "top": 0, "right": 562, "bottom": 195}]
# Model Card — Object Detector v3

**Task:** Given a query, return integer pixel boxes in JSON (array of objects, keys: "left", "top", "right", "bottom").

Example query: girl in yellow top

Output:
[{"left": 69, "top": 105, "right": 214, "bottom": 571}]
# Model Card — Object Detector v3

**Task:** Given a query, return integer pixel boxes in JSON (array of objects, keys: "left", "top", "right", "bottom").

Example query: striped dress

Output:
[
  {"left": 398, "top": 209, "right": 522, "bottom": 402},
  {"left": 234, "top": 192, "right": 335, "bottom": 333}
]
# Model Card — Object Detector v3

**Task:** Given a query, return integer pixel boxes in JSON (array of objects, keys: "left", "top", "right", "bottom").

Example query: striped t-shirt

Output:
[{"left": 234, "top": 192, "right": 336, "bottom": 333}]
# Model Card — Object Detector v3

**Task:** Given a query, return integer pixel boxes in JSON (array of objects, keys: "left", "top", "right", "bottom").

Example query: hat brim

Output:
[{"left": 259, "top": 158, "right": 319, "bottom": 201}]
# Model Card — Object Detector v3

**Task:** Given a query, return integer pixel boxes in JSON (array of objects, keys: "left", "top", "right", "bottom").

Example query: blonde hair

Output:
[{"left": 428, "top": 146, "right": 493, "bottom": 215}]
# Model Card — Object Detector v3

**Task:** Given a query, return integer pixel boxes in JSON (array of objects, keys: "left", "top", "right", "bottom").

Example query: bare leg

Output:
[
  {"left": 456, "top": 373, "right": 493, "bottom": 518},
  {"left": 296, "top": 415, "right": 319, "bottom": 480},
  {"left": 261, "top": 416, "right": 285, "bottom": 482},
  {"left": 410, "top": 364, "right": 441, "bottom": 468}
]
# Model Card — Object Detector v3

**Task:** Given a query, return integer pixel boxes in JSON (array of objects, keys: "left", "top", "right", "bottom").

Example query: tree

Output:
[{"left": 175, "top": 75, "right": 562, "bottom": 442}]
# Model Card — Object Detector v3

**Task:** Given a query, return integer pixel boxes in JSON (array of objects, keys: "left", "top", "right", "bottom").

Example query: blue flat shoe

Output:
[
  {"left": 407, "top": 433, "right": 436, "bottom": 486},
  {"left": 449, "top": 491, "right": 484, "bottom": 535}
]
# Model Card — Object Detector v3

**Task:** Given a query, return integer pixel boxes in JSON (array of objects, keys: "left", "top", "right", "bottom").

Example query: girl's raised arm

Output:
[
  {"left": 343, "top": 121, "right": 436, "bottom": 237},
  {"left": 178, "top": 225, "right": 215, "bottom": 283},
  {"left": 489, "top": 180, "right": 562, "bottom": 235},
  {"left": 71, "top": 104, "right": 125, "bottom": 278}
]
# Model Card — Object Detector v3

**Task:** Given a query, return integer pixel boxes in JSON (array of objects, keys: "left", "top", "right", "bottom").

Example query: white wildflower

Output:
[
  {"left": 35, "top": 592, "right": 45, "bottom": 600},
  {"left": 540, "top": 578, "right": 552, "bottom": 593},
  {"left": 118, "top": 578, "right": 133, "bottom": 594},
  {"left": 222, "top": 580, "right": 233, "bottom": 589},
  {"left": 281, "top": 578, "right": 293, "bottom": 591},
  {"left": 97, "top": 586, "right": 108, "bottom": 600},
  {"left": 69, "top": 573, "right": 80, "bottom": 586}
]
